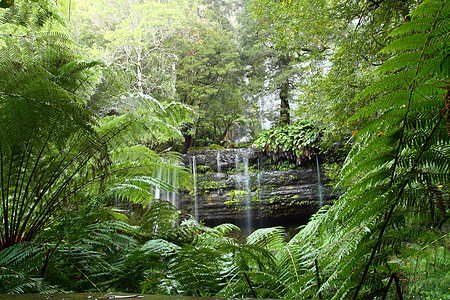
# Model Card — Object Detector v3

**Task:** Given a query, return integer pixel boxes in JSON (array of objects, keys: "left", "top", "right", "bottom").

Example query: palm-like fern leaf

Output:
[
  {"left": 0, "top": 37, "right": 107, "bottom": 248},
  {"left": 281, "top": 1, "right": 450, "bottom": 299}
]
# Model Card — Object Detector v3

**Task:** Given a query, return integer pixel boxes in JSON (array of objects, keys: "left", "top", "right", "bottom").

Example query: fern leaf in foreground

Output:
[{"left": 288, "top": 1, "right": 450, "bottom": 299}]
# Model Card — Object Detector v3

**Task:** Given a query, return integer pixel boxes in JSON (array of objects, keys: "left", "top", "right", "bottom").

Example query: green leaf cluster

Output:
[
  {"left": 272, "top": 1, "right": 450, "bottom": 298},
  {"left": 0, "top": 0, "right": 193, "bottom": 251},
  {"left": 253, "top": 120, "right": 321, "bottom": 165}
]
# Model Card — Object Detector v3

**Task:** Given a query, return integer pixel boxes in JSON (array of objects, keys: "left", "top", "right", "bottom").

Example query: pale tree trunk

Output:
[{"left": 136, "top": 40, "right": 144, "bottom": 94}]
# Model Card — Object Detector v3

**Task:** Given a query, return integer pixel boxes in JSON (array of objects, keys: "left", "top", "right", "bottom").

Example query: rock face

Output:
[{"left": 177, "top": 148, "right": 338, "bottom": 229}]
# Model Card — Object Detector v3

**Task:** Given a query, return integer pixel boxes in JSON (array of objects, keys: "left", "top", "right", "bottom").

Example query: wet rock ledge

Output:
[{"left": 177, "top": 148, "right": 338, "bottom": 228}]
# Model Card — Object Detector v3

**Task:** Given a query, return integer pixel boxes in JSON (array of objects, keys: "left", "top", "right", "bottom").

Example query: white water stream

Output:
[
  {"left": 234, "top": 149, "right": 253, "bottom": 233},
  {"left": 315, "top": 154, "right": 323, "bottom": 208},
  {"left": 191, "top": 156, "right": 199, "bottom": 220},
  {"left": 216, "top": 151, "right": 221, "bottom": 173}
]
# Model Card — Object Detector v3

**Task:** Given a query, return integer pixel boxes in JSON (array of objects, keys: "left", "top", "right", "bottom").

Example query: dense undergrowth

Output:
[{"left": 0, "top": 0, "right": 449, "bottom": 299}]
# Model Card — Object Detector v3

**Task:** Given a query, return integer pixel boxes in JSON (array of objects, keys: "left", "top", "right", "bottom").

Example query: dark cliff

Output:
[{"left": 177, "top": 148, "right": 338, "bottom": 229}]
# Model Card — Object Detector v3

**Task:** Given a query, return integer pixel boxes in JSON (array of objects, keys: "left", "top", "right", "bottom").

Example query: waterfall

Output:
[
  {"left": 257, "top": 93, "right": 278, "bottom": 130},
  {"left": 234, "top": 151, "right": 241, "bottom": 189},
  {"left": 256, "top": 155, "right": 263, "bottom": 227},
  {"left": 170, "top": 168, "right": 178, "bottom": 209},
  {"left": 152, "top": 165, "right": 178, "bottom": 214},
  {"left": 216, "top": 150, "right": 221, "bottom": 173},
  {"left": 234, "top": 149, "right": 252, "bottom": 234},
  {"left": 243, "top": 153, "right": 252, "bottom": 233},
  {"left": 316, "top": 154, "right": 323, "bottom": 208},
  {"left": 164, "top": 168, "right": 170, "bottom": 203},
  {"left": 191, "top": 156, "right": 199, "bottom": 220},
  {"left": 154, "top": 168, "right": 162, "bottom": 199}
]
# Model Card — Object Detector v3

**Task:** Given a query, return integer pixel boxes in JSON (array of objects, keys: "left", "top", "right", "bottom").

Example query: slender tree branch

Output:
[
  {"left": 393, "top": 273, "right": 403, "bottom": 300},
  {"left": 353, "top": 112, "right": 446, "bottom": 299},
  {"left": 381, "top": 273, "right": 395, "bottom": 300}
]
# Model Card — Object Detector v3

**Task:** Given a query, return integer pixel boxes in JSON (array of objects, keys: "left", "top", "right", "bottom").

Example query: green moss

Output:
[
  {"left": 197, "top": 178, "right": 226, "bottom": 191},
  {"left": 188, "top": 143, "right": 225, "bottom": 152},
  {"left": 196, "top": 164, "right": 210, "bottom": 174},
  {"left": 225, "top": 190, "right": 247, "bottom": 206},
  {"left": 208, "top": 144, "right": 225, "bottom": 150}
]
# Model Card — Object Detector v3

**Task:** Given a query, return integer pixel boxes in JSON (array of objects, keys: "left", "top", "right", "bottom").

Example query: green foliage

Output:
[
  {"left": 88, "top": 63, "right": 133, "bottom": 113},
  {"left": 207, "top": 143, "right": 225, "bottom": 150},
  {"left": 265, "top": 160, "right": 297, "bottom": 171},
  {"left": 176, "top": 19, "right": 245, "bottom": 146},
  {"left": 71, "top": 0, "right": 245, "bottom": 150},
  {"left": 0, "top": 0, "right": 63, "bottom": 32},
  {"left": 249, "top": 0, "right": 423, "bottom": 146},
  {"left": 119, "top": 219, "right": 276, "bottom": 297},
  {"left": 71, "top": 0, "right": 191, "bottom": 98},
  {"left": 253, "top": 120, "right": 321, "bottom": 165},
  {"left": 0, "top": 30, "right": 105, "bottom": 249},
  {"left": 273, "top": 1, "right": 450, "bottom": 298},
  {"left": 0, "top": 0, "right": 194, "bottom": 257},
  {"left": 2, "top": 0, "right": 450, "bottom": 299},
  {"left": 0, "top": 1, "right": 14, "bottom": 9},
  {"left": 322, "top": 162, "right": 342, "bottom": 188},
  {"left": 225, "top": 190, "right": 248, "bottom": 208}
]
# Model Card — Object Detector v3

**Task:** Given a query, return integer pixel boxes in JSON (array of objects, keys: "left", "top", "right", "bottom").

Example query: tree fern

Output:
[
  {"left": 1, "top": 0, "right": 62, "bottom": 31},
  {"left": 273, "top": 1, "right": 450, "bottom": 299},
  {"left": 0, "top": 38, "right": 105, "bottom": 248},
  {"left": 1, "top": 7, "right": 195, "bottom": 296}
]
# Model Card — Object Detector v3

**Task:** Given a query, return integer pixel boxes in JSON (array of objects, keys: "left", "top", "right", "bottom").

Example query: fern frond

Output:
[
  {"left": 246, "top": 227, "right": 286, "bottom": 252},
  {"left": 290, "top": 1, "right": 450, "bottom": 298},
  {"left": 97, "top": 93, "right": 195, "bottom": 148},
  {"left": 213, "top": 223, "right": 240, "bottom": 236},
  {"left": 409, "top": 0, "right": 446, "bottom": 17},
  {"left": 376, "top": 52, "right": 421, "bottom": 73},
  {"left": 389, "top": 17, "right": 435, "bottom": 37},
  {"left": 380, "top": 33, "right": 428, "bottom": 53}
]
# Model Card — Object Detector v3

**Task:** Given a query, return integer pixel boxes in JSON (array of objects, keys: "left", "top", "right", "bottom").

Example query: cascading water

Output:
[
  {"left": 191, "top": 156, "right": 199, "bottom": 220},
  {"left": 164, "top": 168, "right": 170, "bottom": 203},
  {"left": 234, "top": 149, "right": 252, "bottom": 234},
  {"left": 179, "top": 148, "right": 337, "bottom": 237},
  {"left": 234, "top": 151, "right": 241, "bottom": 189},
  {"left": 154, "top": 168, "right": 162, "bottom": 199},
  {"left": 256, "top": 154, "right": 264, "bottom": 227},
  {"left": 152, "top": 165, "right": 178, "bottom": 214},
  {"left": 170, "top": 169, "right": 178, "bottom": 209},
  {"left": 243, "top": 153, "right": 252, "bottom": 233},
  {"left": 216, "top": 151, "right": 221, "bottom": 173},
  {"left": 315, "top": 154, "right": 323, "bottom": 208}
]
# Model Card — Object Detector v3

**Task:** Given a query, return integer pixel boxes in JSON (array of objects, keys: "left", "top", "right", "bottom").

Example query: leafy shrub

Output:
[{"left": 253, "top": 120, "right": 321, "bottom": 165}]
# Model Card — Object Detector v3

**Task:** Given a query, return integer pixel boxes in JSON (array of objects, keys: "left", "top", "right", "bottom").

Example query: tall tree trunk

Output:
[
  {"left": 280, "top": 78, "right": 290, "bottom": 126},
  {"left": 182, "top": 134, "right": 192, "bottom": 154},
  {"left": 136, "top": 46, "right": 143, "bottom": 94},
  {"left": 181, "top": 122, "right": 194, "bottom": 154}
]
